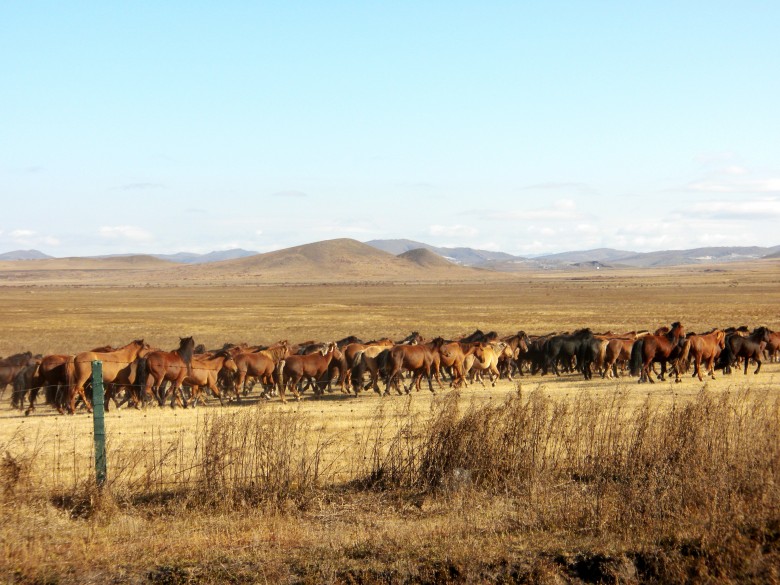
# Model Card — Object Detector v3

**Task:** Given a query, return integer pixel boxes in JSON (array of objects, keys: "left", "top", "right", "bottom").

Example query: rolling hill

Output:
[
  {"left": 164, "top": 238, "right": 493, "bottom": 283},
  {"left": 366, "top": 239, "right": 517, "bottom": 266}
]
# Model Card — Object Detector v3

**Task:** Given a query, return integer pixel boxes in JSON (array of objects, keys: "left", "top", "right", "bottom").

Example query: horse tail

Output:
[
  {"left": 629, "top": 338, "right": 644, "bottom": 377},
  {"left": 65, "top": 358, "right": 76, "bottom": 413},
  {"left": 678, "top": 338, "right": 691, "bottom": 373},
  {"left": 276, "top": 359, "right": 285, "bottom": 394},
  {"left": 351, "top": 350, "right": 366, "bottom": 390},
  {"left": 718, "top": 338, "right": 735, "bottom": 372},
  {"left": 134, "top": 357, "right": 148, "bottom": 403}
]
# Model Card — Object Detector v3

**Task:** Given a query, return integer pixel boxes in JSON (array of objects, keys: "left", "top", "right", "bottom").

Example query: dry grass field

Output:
[{"left": 1, "top": 260, "right": 779, "bottom": 583}]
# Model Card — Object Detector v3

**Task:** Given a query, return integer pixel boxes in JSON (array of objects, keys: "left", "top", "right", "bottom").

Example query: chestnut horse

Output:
[
  {"left": 69, "top": 340, "right": 150, "bottom": 414},
  {"left": 281, "top": 342, "right": 339, "bottom": 402},
  {"left": 184, "top": 350, "right": 238, "bottom": 407},
  {"left": 142, "top": 337, "right": 196, "bottom": 408},
  {"left": 629, "top": 322, "right": 686, "bottom": 383},
  {"left": 384, "top": 344, "right": 436, "bottom": 395},
  {"left": 233, "top": 342, "right": 289, "bottom": 400},
  {"left": 688, "top": 329, "right": 726, "bottom": 381}
]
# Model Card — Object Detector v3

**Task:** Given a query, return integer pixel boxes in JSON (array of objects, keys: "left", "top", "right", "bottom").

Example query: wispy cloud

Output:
[
  {"left": 688, "top": 197, "right": 780, "bottom": 218},
  {"left": 429, "top": 224, "right": 478, "bottom": 238},
  {"left": 6, "top": 229, "right": 60, "bottom": 247}
]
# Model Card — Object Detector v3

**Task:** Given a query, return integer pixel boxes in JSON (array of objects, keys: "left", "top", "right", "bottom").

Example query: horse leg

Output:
[{"left": 754, "top": 355, "right": 762, "bottom": 375}]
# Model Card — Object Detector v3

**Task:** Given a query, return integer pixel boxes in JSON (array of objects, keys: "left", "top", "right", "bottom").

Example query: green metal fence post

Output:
[{"left": 91, "top": 360, "right": 107, "bottom": 488}]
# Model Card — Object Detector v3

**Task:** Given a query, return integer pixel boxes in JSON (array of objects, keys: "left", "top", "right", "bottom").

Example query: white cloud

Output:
[
  {"left": 689, "top": 197, "right": 780, "bottom": 218},
  {"left": 10, "top": 229, "right": 36, "bottom": 238},
  {"left": 686, "top": 177, "right": 780, "bottom": 194},
  {"left": 99, "top": 225, "right": 153, "bottom": 241},
  {"left": 429, "top": 224, "right": 478, "bottom": 238}
]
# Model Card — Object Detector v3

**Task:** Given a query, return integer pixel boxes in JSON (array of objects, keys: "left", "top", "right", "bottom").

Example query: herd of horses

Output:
[{"left": 1, "top": 324, "right": 778, "bottom": 415}]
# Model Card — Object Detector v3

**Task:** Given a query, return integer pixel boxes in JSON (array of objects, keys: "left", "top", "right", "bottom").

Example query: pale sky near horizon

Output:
[{"left": 2, "top": 2, "right": 779, "bottom": 257}]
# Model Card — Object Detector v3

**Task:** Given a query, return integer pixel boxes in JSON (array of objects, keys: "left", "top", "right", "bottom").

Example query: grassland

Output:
[{"left": 1, "top": 261, "right": 779, "bottom": 583}]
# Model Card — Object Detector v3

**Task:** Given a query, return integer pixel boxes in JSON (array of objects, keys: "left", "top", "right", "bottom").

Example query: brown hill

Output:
[
  {"left": 170, "top": 238, "right": 493, "bottom": 283},
  {"left": 0, "top": 254, "right": 174, "bottom": 271},
  {"left": 398, "top": 248, "right": 455, "bottom": 268}
]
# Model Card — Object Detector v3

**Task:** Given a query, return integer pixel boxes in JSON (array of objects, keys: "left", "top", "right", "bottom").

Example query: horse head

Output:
[
  {"left": 754, "top": 326, "right": 772, "bottom": 343},
  {"left": 178, "top": 336, "right": 196, "bottom": 364}
]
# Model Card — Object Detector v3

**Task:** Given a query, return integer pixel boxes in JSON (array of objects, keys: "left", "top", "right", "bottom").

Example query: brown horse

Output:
[
  {"left": 234, "top": 342, "right": 289, "bottom": 400},
  {"left": 602, "top": 337, "right": 635, "bottom": 379},
  {"left": 384, "top": 344, "right": 436, "bottom": 395},
  {"left": 688, "top": 329, "right": 726, "bottom": 381},
  {"left": 0, "top": 351, "right": 35, "bottom": 399},
  {"left": 281, "top": 342, "right": 339, "bottom": 402},
  {"left": 143, "top": 337, "right": 196, "bottom": 408},
  {"left": 349, "top": 343, "right": 395, "bottom": 394},
  {"left": 185, "top": 351, "right": 238, "bottom": 406},
  {"left": 629, "top": 322, "right": 686, "bottom": 383},
  {"left": 26, "top": 354, "right": 71, "bottom": 414},
  {"left": 69, "top": 340, "right": 150, "bottom": 414},
  {"left": 430, "top": 338, "right": 479, "bottom": 388}
]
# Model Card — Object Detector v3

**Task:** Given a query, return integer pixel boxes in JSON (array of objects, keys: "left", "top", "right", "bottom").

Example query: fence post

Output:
[{"left": 91, "top": 360, "right": 107, "bottom": 488}]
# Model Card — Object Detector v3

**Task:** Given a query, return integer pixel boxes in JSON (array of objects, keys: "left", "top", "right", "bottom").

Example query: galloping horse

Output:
[
  {"left": 630, "top": 322, "right": 686, "bottom": 383},
  {"left": 142, "top": 337, "right": 196, "bottom": 408},
  {"left": 687, "top": 329, "right": 726, "bottom": 381},
  {"left": 69, "top": 340, "right": 150, "bottom": 414}
]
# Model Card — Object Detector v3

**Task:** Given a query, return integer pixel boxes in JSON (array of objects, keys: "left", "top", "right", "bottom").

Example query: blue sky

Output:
[{"left": 2, "top": 2, "right": 779, "bottom": 257}]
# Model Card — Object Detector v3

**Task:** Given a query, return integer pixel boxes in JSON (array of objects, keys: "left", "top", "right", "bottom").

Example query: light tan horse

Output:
[{"left": 69, "top": 339, "right": 150, "bottom": 414}]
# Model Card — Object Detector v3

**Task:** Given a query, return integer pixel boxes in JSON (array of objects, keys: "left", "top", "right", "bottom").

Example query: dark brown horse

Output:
[
  {"left": 142, "top": 337, "right": 196, "bottom": 408},
  {"left": 26, "top": 354, "right": 72, "bottom": 414},
  {"left": 0, "top": 351, "right": 34, "bottom": 399},
  {"left": 687, "top": 329, "right": 726, "bottom": 381},
  {"left": 629, "top": 322, "right": 686, "bottom": 383},
  {"left": 722, "top": 326, "right": 773, "bottom": 375}
]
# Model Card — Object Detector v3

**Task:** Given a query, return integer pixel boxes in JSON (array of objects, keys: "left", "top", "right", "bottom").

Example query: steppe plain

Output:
[{"left": 1, "top": 243, "right": 779, "bottom": 584}]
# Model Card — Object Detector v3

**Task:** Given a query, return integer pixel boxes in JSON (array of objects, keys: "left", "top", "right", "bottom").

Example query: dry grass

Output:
[{"left": 1, "top": 265, "right": 779, "bottom": 583}]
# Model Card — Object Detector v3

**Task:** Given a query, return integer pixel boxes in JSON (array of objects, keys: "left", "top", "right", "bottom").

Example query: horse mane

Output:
[{"left": 177, "top": 337, "right": 195, "bottom": 365}]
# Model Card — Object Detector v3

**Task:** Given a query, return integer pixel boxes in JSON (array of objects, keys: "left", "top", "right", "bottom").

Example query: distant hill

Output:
[
  {"left": 0, "top": 255, "right": 175, "bottom": 270},
  {"left": 609, "top": 246, "right": 780, "bottom": 268},
  {"left": 398, "top": 248, "right": 455, "bottom": 268},
  {"left": 366, "top": 239, "right": 518, "bottom": 266},
  {"left": 0, "top": 249, "right": 53, "bottom": 261},
  {"left": 153, "top": 248, "right": 258, "bottom": 264},
  {"left": 535, "top": 248, "right": 637, "bottom": 264},
  {"left": 176, "top": 238, "right": 488, "bottom": 283}
]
